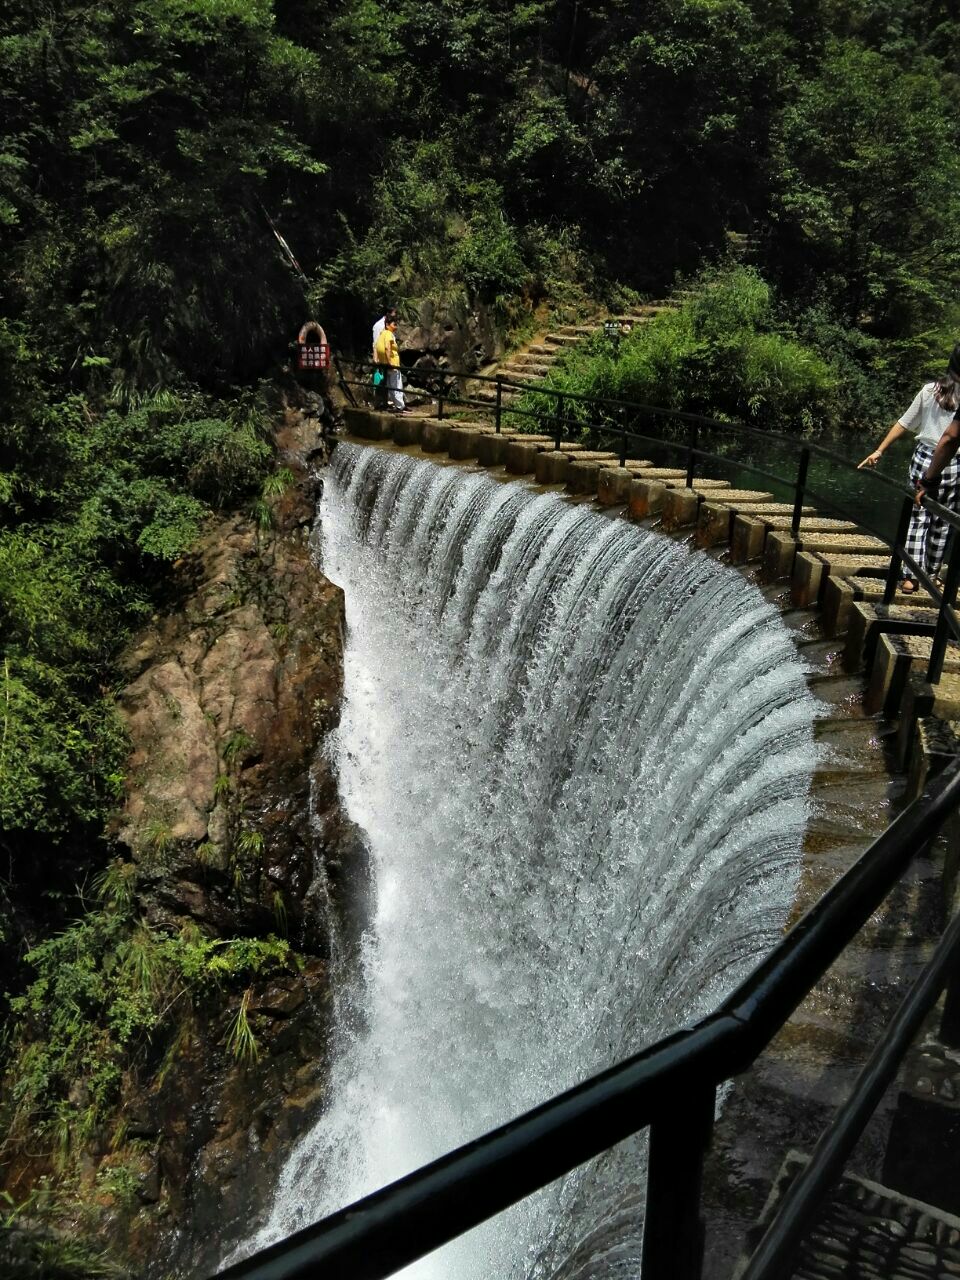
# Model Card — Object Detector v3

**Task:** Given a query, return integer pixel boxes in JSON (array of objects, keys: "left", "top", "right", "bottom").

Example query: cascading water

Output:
[{"left": 236, "top": 443, "right": 819, "bottom": 1278}]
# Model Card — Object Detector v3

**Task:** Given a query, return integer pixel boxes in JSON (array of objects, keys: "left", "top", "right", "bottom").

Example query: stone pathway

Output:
[{"left": 470, "top": 304, "right": 673, "bottom": 406}]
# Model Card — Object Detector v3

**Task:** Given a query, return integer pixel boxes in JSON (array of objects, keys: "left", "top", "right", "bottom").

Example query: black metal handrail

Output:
[
  {"left": 335, "top": 355, "right": 960, "bottom": 680},
  {"left": 217, "top": 697, "right": 960, "bottom": 1276}
]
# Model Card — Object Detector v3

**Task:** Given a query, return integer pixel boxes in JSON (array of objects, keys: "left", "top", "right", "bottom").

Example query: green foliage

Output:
[
  {"left": 222, "top": 729, "right": 257, "bottom": 768},
  {"left": 4, "top": 910, "right": 293, "bottom": 1149},
  {"left": 0, "top": 657, "right": 127, "bottom": 836},
  {"left": 769, "top": 38, "right": 960, "bottom": 336},
  {"left": 236, "top": 830, "right": 265, "bottom": 859},
  {"left": 0, "top": 388, "right": 274, "bottom": 849},
  {"left": 518, "top": 266, "right": 839, "bottom": 433},
  {"left": 225, "top": 989, "right": 260, "bottom": 1064}
]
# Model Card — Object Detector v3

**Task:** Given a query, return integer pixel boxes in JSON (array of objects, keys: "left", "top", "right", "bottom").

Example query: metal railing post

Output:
[
  {"left": 641, "top": 1086, "right": 715, "bottom": 1280},
  {"left": 926, "top": 523, "right": 960, "bottom": 683},
  {"left": 941, "top": 968, "right": 960, "bottom": 1048},
  {"left": 791, "top": 447, "right": 810, "bottom": 538},
  {"left": 685, "top": 422, "right": 699, "bottom": 488},
  {"left": 437, "top": 373, "right": 445, "bottom": 421},
  {"left": 884, "top": 495, "right": 915, "bottom": 606},
  {"left": 555, "top": 395, "right": 565, "bottom": 450},
  {"left": 495, "top": 377, "right": 503, "bottom": 434},
  {"left": 619, "top": 412, "right": 628, "bottom": 467}
]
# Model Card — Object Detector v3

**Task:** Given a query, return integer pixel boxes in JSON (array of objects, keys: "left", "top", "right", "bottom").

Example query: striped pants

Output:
[{"left": 905, "top": 442, "right": 960, "bottom": 579}]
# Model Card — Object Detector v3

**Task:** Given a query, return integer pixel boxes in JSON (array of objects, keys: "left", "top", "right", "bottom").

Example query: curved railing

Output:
[
  {"left": 215, "top": 358, "right": 960, "bottom": 1280},
  {"left": 334, "top": 355, "right": 960, "bottom": 683}
]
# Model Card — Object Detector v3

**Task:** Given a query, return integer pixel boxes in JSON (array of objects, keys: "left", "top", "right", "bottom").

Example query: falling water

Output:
[{"left": 238, "top": 444, "right": 819, "bottom": 1277}]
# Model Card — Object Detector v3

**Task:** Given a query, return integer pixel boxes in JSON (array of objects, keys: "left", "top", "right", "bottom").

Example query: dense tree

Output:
[{"left": 768, "top": 38, "right": 960, "bottom": 339}]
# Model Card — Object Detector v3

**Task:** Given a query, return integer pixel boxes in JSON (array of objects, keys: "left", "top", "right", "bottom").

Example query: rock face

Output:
[
  {"left": 399, "top": 297, "right": 505, "bottom": 373},
  {"left": 108, "top": 407, "right": 369, "bottom": 1276}
]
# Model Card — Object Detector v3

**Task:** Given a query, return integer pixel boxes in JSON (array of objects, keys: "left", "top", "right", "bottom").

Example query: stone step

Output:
[
  {"left": 867, "top": 631, "right": 960, "bottom": 714},
  {"left": 700, "top": 488, "right": 777, "bottom": 506},
  {"left": 799, "top": 532, "right": 888, "bottom": 555},
  {"left": 741, "top": 503, "right": 817, "bottom": 517},
  {"left": 499, "top": 366, "right": 552, "bottom": 380},
  {"left": 848, "top": 576, "right": 939, "bottom": 606},
  {"left": 555, "top": 325, "right": 602, "bottom": 336},
  {"left": 741, "top": 1152, "right": 960, "bottom": 1280},
  {"left": 504, "top": 354, "right": 557, "bottom": 368},
  {"left": 764, "top": 516, "right": 859, "bottom": 532},
  {"left": 471, "top": 387, "right": 523, "bottom": 403},
  {"left": 543, "top": 334, "right": 582, "bottom": 347}
]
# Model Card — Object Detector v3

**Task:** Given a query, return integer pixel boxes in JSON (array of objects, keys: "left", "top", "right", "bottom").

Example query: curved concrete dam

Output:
[{"left": 240, "top": 442, "right": 823, "bottom": 1276}]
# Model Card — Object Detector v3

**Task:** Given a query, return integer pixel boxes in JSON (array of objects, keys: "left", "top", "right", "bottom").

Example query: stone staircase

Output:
[{"left": 470, "top": 303, "right": 674, "bottom": 406}]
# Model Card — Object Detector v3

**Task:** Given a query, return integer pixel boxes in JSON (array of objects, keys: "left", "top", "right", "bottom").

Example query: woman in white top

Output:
[{"left": 859, "top": 378, "right": 960, "bottom": 592}]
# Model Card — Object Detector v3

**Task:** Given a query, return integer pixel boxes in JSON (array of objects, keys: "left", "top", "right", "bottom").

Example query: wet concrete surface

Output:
[{"left": 699, "top": 573, "right": 948, "bottom": 1280}]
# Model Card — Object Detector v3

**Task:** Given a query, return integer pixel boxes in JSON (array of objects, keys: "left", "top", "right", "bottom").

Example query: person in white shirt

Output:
[{"left": 859, "top": 374, "right": 960, "bottom": 591}]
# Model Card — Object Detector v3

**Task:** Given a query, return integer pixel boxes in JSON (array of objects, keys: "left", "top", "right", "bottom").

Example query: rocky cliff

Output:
[
  {"left": 0, "top": 404, "right": 369, "bottom": 1280},
  {"left": 122, "top": 407, "right": 368, "bottom": 1277}
]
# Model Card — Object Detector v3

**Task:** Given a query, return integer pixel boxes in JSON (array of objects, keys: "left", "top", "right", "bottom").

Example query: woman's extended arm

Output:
[{"left": 858, "top": 422, "right": 907, "bottom": 469}]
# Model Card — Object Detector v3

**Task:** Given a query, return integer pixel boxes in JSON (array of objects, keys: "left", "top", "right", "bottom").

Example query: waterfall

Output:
[{"left": 236, "top": 443, "right": 819, "bottom": 1278}]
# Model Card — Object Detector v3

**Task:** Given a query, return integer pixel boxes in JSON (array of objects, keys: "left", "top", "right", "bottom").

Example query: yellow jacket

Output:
[{"left": 374, "top": 327, "right": 400, "bottom": 368}]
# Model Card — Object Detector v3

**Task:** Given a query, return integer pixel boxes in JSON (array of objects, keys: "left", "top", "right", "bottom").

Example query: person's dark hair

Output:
[
  {"left": 947, "top": 340, "right": 960, "bottom": 379},
  {"left": 935, "top": 375, "right": 960, "bottom": 412},
  {"left": 385, "top": 307, "right": 398, "bottom": 321}
]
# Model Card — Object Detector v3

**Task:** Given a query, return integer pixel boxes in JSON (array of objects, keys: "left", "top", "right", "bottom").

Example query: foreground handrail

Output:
[{"left": 217, "top": 756, "right": 960, "bottom": 1280}]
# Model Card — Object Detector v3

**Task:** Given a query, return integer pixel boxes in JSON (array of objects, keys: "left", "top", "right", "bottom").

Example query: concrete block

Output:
[
  {"left": 906, "top": 717, "right": 960, "bottom": 804},
  {"left": 697, "top": 488, "right": 775, "bottom": 508},
  {"left": 798, "top": 532, "right": 887, "bottom": 556},
  {"left": 791, "top": 551, "right": 824, "bottom": 608},
  {"left": 821, "top": 575, "right": 856, "bottom": 637},
  {"left": 535, "top": 450, "right": 571, "bottom": 484},
  {"left": 811, "top": 553, "right": 890, "bottom": 579},
  {"left": 695, "top": 501, "right": 734, "bottom": 549},
  {"left": 421, "top": 420, "right": 451, "bottom": 452},
  {"left": 765, "top": 516, "right": 859, "bottom": 534},
  {"left": 566, "top": 460, "right": 607, "bottom": 496},
  {"left": 505, "top": 440, "right": 544, "bottom": 474},
  {"left": 477, "top": 432, "right": 518, "bottom": 466},
  {"left": 634, "top": 468, "right": 687, "bottom": 484},
  {"left": 661, "top": 486, "right": 700, "bottom": 530},
  {"left": 394, "top": 415, "right": 427, "bottom": 446},
  {"left": 843, "top": 602, "right": 878, "bottom": 671},
  {"left": 597, "top": 467, "right": 634, "bottom": 506},
  {"left": 343, "top": 407, "right": 393, "bottom": 440},
  {"left": 628, "top": 478, "right": 667, "bottom": 519},
  {"left": 447, "top": 425, "right": 494, "bottom": 458},
  {"left": 896, "top": 671, "right": 960, "bottom": 771},
  {"left": 730, "top": 515, "right": 767, "bottom": 564},
  {"left": 762, "top": 531, "right": 797, "bottom": 582},
  {"left": 865, "top": 633, "right": 912, "bottom": 716}
]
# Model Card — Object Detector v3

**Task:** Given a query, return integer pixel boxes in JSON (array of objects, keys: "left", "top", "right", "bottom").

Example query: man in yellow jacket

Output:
[{"left": 374, "top": 317, "right": 406, "bottom": 413}]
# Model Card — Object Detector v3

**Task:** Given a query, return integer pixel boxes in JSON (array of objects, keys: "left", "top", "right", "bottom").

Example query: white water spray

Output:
[{"left": 237, "top": 445, "right": 818, "bottom": 1277}]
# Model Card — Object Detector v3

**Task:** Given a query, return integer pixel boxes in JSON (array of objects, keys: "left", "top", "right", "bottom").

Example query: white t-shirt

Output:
[
  {"left": 372, "top": 315, "right": 386, "bottom": 355},
  {"left": 898, "top": 382, "right": 955, "bottom": 447}
]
